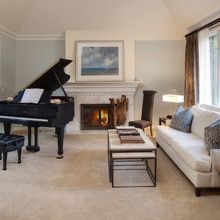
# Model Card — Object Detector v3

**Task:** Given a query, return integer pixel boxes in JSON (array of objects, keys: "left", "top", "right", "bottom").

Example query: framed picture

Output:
[{"left": 75, "top": 41, "right": 124, "bottom": 82}]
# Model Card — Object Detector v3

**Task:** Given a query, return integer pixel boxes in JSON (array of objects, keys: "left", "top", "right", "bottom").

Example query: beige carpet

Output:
[{"left": 0, "top": 128, "right": 220, "bottom": 220}]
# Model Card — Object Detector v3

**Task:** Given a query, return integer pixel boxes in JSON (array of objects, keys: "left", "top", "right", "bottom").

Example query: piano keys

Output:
[{"left": 0, "top": 58, "right": 74, "bottom": 159}]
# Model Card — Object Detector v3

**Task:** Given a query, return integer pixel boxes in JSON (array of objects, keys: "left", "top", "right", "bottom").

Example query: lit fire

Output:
[
  {"left": 100, "top": 109, "right": 108, "bottom": 126},
  {"left": 91, "top": 109, "right": 108, "bottom": 127}
]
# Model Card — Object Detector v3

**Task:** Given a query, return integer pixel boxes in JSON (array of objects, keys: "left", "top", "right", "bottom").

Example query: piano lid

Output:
[{"left": 26, "top": 58, "right": 72, "bottom": 93}]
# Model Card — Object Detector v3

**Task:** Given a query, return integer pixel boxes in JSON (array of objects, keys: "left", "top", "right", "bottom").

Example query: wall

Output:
[
  {"left": 135, "top": 40, "right": 185, "bottom": 125},
  {"left": 0, "top": 33, "right": 16, "bottom": 98},
  {"left": 13, "top": 38, "right": 185, "bottom": 127},
  {"left": 15, "top": 40, "right": 65, "bottom": 91}
]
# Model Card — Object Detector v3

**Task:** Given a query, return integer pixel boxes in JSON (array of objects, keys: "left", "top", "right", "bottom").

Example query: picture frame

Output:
[{"left": 75, "top": 41, "right": 124, "bottom": 82}]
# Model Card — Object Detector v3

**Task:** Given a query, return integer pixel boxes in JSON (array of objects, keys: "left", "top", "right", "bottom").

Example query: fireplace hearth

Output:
[{"left": 81, "top": 104, "right": 114, "bottom": 130}]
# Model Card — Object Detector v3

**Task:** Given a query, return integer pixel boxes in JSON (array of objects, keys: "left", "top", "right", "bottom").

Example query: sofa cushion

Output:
[
  {"left": 170, "top": 106, "right": 193, "bottom": 133},
  {"left": 191, "top": 106, "right": 220, "bottom": 138},
  {"left": 157, "top": 126, "right": 211, "bottom": 172},
  {"left": 171, "top": 137, "right": 211, "bottom": 172},
  {"left": 204, "top": 119, "right": 220, "bottom": 155},
  {"left": 157, "top": 126, "right": 193, "bottom": 146}
]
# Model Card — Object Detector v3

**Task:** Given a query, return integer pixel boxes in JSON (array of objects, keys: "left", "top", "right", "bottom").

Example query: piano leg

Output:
[
  {"left": 26, "top": 126, "right": 40, "bottom": 152},
  {"left": 28, "top": 126, "right": 32, "bottom": 146},
  {"left": 4, "top": 123, "right": 11, "bottom": 135},
  {"left": 56, "top": 125, "right": 65, "bottom": 159}
]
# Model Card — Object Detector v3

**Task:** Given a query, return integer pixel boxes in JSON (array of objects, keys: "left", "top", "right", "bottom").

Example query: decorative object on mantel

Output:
[
  {"left": 109, "top": 95, "right": 128, "bottom": 127},
  {"left": 75, "top": 41, "right": 124, "bottom": 82}
]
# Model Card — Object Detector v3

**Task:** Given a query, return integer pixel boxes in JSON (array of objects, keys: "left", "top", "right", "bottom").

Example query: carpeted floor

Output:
[{"left": 0, "top": 128, "right": 220, "bottom": 220}]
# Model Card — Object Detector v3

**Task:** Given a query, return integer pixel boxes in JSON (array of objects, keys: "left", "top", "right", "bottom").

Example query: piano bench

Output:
[{"left": 0, "top": 133, "right": 25, "bottom": 170}]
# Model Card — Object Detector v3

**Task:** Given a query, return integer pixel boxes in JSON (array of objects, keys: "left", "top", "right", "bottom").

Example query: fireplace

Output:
[{"left": 81, "top": 104, "right": 114, "bottom": 130}]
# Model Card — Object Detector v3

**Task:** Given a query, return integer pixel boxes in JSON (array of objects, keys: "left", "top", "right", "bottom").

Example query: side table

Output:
[
  {"left": 159, "top": 117, "right": 167, "bottom": 125},
  {"left": 159, "top": 115, "right": 172, "bottom": 125}
]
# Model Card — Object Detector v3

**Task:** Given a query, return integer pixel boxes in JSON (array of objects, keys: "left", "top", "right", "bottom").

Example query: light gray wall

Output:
[
  {"left": 135, "top": 40, "right": 185, "bottom": 125},
  {"left": 15, "top": 40, "right": 65, "bottom": 91},
  {"left": 14, "top": 39, "right": 185, "bottom": 127},
  {"left": 0, "top": 33, "right": 16, "bottom": 98}
]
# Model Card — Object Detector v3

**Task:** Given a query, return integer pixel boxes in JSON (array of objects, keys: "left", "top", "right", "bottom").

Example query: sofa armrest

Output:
[{"left": 211, "top": 149, "right": 220, "bottom": 173}]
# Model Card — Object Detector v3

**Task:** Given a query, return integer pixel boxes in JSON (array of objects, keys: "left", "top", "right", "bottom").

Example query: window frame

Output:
[{"left": 208, "top": 28, "right": 220, "bottom": 107}]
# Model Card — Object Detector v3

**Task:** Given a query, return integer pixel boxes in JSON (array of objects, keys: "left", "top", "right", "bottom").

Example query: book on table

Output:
[
  {"left": 117, "top": 128, "right": 140, "bottom": 136},
  {"left": 119, "top": 135, "right": 145, "bottom": 144}
]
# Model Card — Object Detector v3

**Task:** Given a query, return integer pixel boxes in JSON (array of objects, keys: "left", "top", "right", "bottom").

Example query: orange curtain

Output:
[{"left": 184, "top": 33, "right": 199, "bottom": 107}]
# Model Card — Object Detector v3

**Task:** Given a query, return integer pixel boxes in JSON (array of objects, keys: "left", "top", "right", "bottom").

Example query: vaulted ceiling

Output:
[{"left": 0, "top": 0, "right": 220, "bottom": 38}]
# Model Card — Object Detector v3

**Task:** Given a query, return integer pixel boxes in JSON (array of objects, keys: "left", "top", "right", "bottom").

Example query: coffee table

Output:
[{"left": 107, "top": 128, "right": 157, "bottom": 187}]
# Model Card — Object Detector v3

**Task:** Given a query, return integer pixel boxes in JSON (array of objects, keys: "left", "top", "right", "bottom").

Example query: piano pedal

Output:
[
  {"left": 56, "top": 154, "right": 63, "bottom": 159},
  {"left": 26, "top": 145, "right": 40, "bottom": 153}
]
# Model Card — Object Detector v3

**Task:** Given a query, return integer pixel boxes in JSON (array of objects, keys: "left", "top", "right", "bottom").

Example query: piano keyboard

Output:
[{"left": 0, "top": 115, "right": 48, "bottom": 122}]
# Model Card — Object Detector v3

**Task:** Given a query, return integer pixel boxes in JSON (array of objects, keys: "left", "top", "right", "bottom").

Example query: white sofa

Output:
[{"left": 156, "top": 104, "right": 220, "bottom": 196}]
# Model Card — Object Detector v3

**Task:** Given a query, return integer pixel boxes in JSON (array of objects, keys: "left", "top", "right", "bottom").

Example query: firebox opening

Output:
[{"left": 81, "top": 104, "right": 113, "bottom": 130}]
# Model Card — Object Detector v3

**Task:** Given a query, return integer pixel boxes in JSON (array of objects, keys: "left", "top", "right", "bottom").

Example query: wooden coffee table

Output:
[{"left": 107, "top": 128, "right": 157, "bottom": 187}]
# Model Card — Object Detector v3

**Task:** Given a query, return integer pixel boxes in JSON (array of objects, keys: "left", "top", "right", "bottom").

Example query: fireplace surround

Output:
[{"left": 63, "top": 81, "right": 141, "bottom": 132}]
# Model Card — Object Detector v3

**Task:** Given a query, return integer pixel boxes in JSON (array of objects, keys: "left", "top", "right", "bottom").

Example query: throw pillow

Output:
[
  {"left": 204, "top": 119, "right": 220, "bottom": 155},
  {"left": 191, "top": 106, "right": 220, "bottom": 139},
  {"left": 169, "top": 106, "right": 194, "bottom": 133}
]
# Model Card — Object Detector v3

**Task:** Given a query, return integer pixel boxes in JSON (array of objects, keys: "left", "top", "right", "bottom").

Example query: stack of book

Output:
[
  {"left": 117, "top": 128, "right": 140, "bottom": 136},
  {"left": 116, "top": 127, "right": 145, "bottom": 144}
]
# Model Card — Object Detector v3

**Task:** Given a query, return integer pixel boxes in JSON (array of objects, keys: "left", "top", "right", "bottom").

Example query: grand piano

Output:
[{"left": 0, "top": 58, "right": 74, "bottom": 159}]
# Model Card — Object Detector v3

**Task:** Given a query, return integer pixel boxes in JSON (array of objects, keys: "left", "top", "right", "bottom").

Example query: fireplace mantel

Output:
[
  {"left": 64, "top": 81, "right": 141, "bottom": 132},
  {"left": 64, "top": 81, "right": 142, "bottom": 95}
]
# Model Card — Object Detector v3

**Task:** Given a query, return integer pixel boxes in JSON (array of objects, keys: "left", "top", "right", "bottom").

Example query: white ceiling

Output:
[{"left": 0, "top": 0, "right": 220, "bottom": 38}]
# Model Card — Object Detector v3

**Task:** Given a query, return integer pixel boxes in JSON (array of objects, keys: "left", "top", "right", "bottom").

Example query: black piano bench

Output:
[{"left": 0, "top": 133, "right": 25, "bottom": 170}]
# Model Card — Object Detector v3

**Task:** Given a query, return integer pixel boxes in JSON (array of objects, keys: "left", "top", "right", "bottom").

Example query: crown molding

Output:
[
  {"left": 0, "top": 25, "right": 64, "bottom": 40},
  {"left": 187, "top": 10, "right": 220, "bottom": 33},
  {"left": 0, "top": 26, "right": 16, "bottom": 39},
  {"left": 0, "top": 27, "right": 183, "bottom": 41},
  {"left": 0, "top": 25, "right": 183, "bottom": 41},
  {"left": 135, "top": 36, "right": 184, "bottom": 41},
  {"left": 16, "top": 34, "right": 65, "bottom": 40}
]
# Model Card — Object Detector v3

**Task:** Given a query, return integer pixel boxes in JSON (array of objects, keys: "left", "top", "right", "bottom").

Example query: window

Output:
[
  {"left": 209, "top": 34, "right": 218, "bottom": 106},
  {"left": 199, "top": 29, "right": 220, "bottom": 107}
]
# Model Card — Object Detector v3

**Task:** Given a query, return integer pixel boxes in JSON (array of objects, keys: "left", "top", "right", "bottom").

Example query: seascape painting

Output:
[
  {"left": 76, "top": 41, "right": 124, "bottom": 82},
  {"left": 81, "top": 47, "right": 119, "bottom": 76}
]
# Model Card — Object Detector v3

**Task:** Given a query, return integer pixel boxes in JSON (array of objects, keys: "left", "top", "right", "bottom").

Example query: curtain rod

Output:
[{"left": 185, "top": 18, "right": 220, "bottom": 37}]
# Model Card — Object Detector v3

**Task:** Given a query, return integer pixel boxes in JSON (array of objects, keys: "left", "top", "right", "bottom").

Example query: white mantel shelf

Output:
[{"left": 64, "top": 81, "right": 142, "bottom": 95}]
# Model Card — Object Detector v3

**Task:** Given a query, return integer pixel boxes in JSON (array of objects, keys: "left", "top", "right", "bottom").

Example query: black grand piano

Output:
[{"left": 0, "top": 58, "right": 74, "bottom": 159}]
